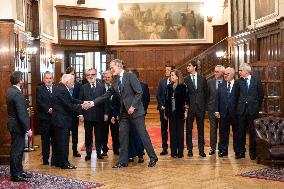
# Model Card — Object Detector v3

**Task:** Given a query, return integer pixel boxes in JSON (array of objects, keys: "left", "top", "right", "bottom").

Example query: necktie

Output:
[
  {"left": 227, "top": 81, "right": 231, "bottom": 96},
  {"left": 47, "top": 87, "right": 52, "bottom": 94},
  {"left": 245, "top": 78, "right": 249, "bottom": 93},
  {"left": 69, "top": 88, "right": 74, "bottom": 96},
  {"left": 217, "top": 81, "right": 221, "bottom": 89},
  {"left": 192, "top": 75, "right": 196, "bottom": 89},
  {"left": 118, "top": 76, "right": 122, "bottom": 93}
]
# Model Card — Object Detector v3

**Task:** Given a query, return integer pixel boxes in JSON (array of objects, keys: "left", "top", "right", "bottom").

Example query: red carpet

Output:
[
  {"left": 0, "top": 166, "right": 103, "bottom": 189},
  {"left": 81, "top": 126, "right": 209, "bottom": 151}
]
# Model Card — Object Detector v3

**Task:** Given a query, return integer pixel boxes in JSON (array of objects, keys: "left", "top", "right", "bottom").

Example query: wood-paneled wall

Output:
[
  {"left": 0, "top": 21, "right": 16, "bottom": 163},
  {"left": 109, "top": 44, "right": 211, "bottom": 97}
]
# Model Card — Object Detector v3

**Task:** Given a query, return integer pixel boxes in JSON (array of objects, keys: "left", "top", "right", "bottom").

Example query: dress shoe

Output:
[
  {"left": 61, "top": 164, "right": 77, "bottom": 169},
  {"left": 218, "top": 152, "right": 228, "bottom": 157},
  {"left": 148, "top": 158, "right": 158, "bottom": 167},
  {"left": 11, "top": 176, "right": 28, "bottom": 182},
  {"left": 171, "top": 154, "right": 177, "bottom": 158},
  {"left": 160, "top": 149, "right": 168, "bottom": 155},
  {"left": 178, "top": 154, "right": 184, "bottom": 158},
  {"left": 250, "top": 155, "right": 256, "bottom": 160},
  {"left": 235, "top": 153, "right": 245, "bottom": 159},
  {"left": 21, "top": 172, "right": 32, "bottom": 178},
  {"left": 97, "top": 154, "right": 104, "bottom": 159},
  {"left": 128, "top": 158, "right": 134, "bottom": 162},
  {"left": 113, "top": 151, "right": 119, "bottom": 155},
  {"left": 187, "top": 150, "right": 193, "bottom": 157},
  {"left": 102, "top": 152, "right": 108, "bottom": 156},
  {"left": 85, "top": 156, "right": 91, "bottom": 161},
  {"left": 73, "top": 152, "right": 81, "bottom": 157},
  {"left": 138, "top": 157, "right": 144, "bottom": 163},
  {"left": 112, "top": 162, "right": 128, "bottom": 168},
  {"left": 208, "top": 149, "right": 216, "bottom": 155},
  {"left": 43, "top": 160, "right": 49, "bottom": 165},
  {"left": 199, "top": 151, "right": 206, "bottom": 157}
]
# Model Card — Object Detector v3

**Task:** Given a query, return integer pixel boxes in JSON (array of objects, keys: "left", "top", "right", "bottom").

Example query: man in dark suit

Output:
[
  {"left": 214, "top": 67, "right": 240, "bottom": 157},
  {"left": 88, "top": 59, "right": 158, "bottom": 168},
  {"left": 36, "top": 71, "right": 56, "bottom": 165},
  {"left": 79, "top": 68, "right": 108, "bottom": 160},
  {"left": 52, "top": 74, "right": 86, "bottom": 169},
  {"left": 184, "top": 60, "right": 207, "bottom": 157},
  {"left": 156, "top": 65, "right": 174, "bottom": 155},
  {"left": 207, "top": 65, "right": 224, "bottom": 155},
  {"left": 66, "top": 67, "right": 82, "bottom": 157},
  {"left": 6, "top": 71, "right": 32, "bottom": 182},
  {"left": 101, "top": 70, "right": 120, "bottom": 156},
  {"left": 236, "top": 63, "right": 264, "bottom": 160},
  {"left": 128, "top": 69, "right": 150, "bottom": 163}
]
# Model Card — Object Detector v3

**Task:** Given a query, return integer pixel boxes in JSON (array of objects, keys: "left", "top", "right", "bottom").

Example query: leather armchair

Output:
[{"left": 254, "top": 117, "right": 284, "bottom": 164}]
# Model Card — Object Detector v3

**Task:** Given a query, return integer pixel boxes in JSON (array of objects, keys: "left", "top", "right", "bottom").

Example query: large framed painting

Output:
[
  {"left": 16, "top": 0, "right": 24, "bottom": 23},
  {"left": 254, "top": 0, "right": 278, "bottom": 24},
  {"left": 118, "top": 1, "right": 205, "bottom": 41}
]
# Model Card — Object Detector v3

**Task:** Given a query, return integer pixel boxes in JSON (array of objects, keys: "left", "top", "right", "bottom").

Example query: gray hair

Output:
[
  {"left": 85, "top": 68, "right": 97, "bottom": 74},
  {"left": 239, "top": 63, "right": 251, "bottom": 73},
  {"left": 225, "top": 67, "right": 235, "bottom": 76},
  {"left": 61, "top": 74, "right": 74, "bottom": 85},
  {"left": 43, "top": 71, "right": 53, "bottom": 78},
  {"left": 103, "top": 70, "right": 112, "bottom": 75},
  {"left": 215, "top": 65, "right": 225, "bottom": 73},
  {"left": 110, "top": 59, "right": 124, "bottom": 68}
]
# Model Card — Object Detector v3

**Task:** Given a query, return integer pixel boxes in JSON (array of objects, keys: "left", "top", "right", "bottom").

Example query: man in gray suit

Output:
[
  {"left": 88, "top": 59, "right": 158, "bottom": 168},
  {"left": 207, "top": 65, "right": 225, "bottom": 156},
  {"left": 6, "top": 71, "right": 32, "bottom": 182}
]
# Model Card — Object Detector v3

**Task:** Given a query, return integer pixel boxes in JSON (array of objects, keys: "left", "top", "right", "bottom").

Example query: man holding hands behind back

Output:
[{"left": 6, "top": 71, "right": 32, "bottom": 182}]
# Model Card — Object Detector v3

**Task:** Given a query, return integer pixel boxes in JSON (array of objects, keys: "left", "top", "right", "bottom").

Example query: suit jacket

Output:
[
  {"left": 104, "top": 83, "right": 120, "bottom": 118},
  {"left": 93, "top": 72, "right": 145, "bottom": 118},
  {"left": 236, "top": 76, "right": 264, "bottom": 116},
  {"left": 52, "top": 84, "right": 83, "bottom": 129},
  {"left": 36, "top": 84, "right": 54, "bottom": 121},
  {"left": 6, "top": 86, "right": 30, "bottom": 134},
  {"left": 165, "top": 83, "right": 188, "bottom": 119},
  {"left": 207, "top": 79, "right": 222, "bottom": 112},
  {"left": 72, "top": 81, "right": 81, "bottom": 99},
  {"left": 140, "top": 81, "right": 150, "bottom": 114},
  {"left": 215, "top": 81, "right": 238, "bottom": 118},
  {"left": 184, "top": 74, "right": 207, "bottom": 113},
  {"left": 156, "top": 77, "right": 169, "bottom": 110},
  {"left": 79, "top": 81, "right": 107, "bottom": 122}
]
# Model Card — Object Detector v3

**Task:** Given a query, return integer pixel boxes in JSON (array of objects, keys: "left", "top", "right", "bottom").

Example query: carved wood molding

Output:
[{"left": 55, "top": 5, "right": 106, "bottom": 18}]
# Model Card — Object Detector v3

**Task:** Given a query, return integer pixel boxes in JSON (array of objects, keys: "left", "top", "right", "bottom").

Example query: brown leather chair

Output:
[{"left": 254, "top": 117, "right": 284, "bottom": 164}]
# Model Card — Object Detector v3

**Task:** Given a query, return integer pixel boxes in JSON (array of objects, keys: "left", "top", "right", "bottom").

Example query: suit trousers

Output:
[
  {"left": 40, "top": 120, "right": 56, "bottom": 163},
  {"left": 208, "top": 111, "right": 220, "bottom": 151},
  {"left": 102, "top": 119, "right": 119, "bottom": 154},
  {"left": 186, "top": 111, "right": 205, "bottom": 152},
  {"left": 238, "top": 108, "right": 257, "bottom": 156},
  {"left": 71, "top": 115, "right": 79, "bottom": 153},
  {"left": 84, "top": 120, "right": 103, "bottom": 156},
  {"left": 128, "top": 125, "right": 144, "bottom": 158},
  {"left": 219, "top": 114, "right": 239, "bottom": 154},
  {"left": 54, "top": 126, "right": 70, "bottom": 167},
  {"left": 169, "top": 111, "right": 185, "bottom": 156},
  {"left": 119, "top": 111, "right": 157, "bottom": 164},
  {"left": 10, "top": 132, "right": 25, "bottom": 177},
  {"left": 159, "top": 110, "right": 169, "bottom": 150}
]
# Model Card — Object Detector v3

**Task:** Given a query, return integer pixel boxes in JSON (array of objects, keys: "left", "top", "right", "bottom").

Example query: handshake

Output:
[{"left": 81, "top": 101, "right": 94, "bottom": 110}]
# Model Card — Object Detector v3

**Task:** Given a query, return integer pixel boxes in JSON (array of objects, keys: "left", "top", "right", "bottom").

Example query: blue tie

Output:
[
  {"left": 69, "top": 87, "right": 74, "bottom": 96},
  {"left": 245, "top": 78, "right": 249, "bottom": 94},
  {"left": 227, "top": 81, "right": 231, "bottom": 96}
]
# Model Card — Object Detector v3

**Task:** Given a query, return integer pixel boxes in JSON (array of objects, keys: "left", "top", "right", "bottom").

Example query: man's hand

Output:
[
  {"left": 104, "top": 115, "right": 108, "bottom": 122},
  {"left": 48, "top": 108, "right": 52, "bottom": 114},
  {"left": 79, "top": 115, "right": 84, "bottom": 123},
  {"left": 27, "top": 129, "right": 32, "bottom": 137},
  {"left": 184, "top": 112, "right": 188, "bottom": 120},
  {"left": 214, "top": 112, "right": 220, "bottom": 118},
  {"left": 111, "top": 117, "right": 116, "bottom": 124},
  {"left": 82, "top": 101, "right": 92, "bottom": 110},
  {"left": 128, "top": 106, "right": 135, "bottom": 115}
]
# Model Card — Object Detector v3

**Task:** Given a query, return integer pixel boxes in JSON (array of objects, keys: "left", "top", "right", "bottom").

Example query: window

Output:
[{"left": 59, "top": 17, "right": 101, "bottom": 41}]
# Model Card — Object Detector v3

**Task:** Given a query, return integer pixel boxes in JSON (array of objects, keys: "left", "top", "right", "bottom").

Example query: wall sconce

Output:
[
  {"left": 207, "top": 16, "right": 213, "bottom": 22},
  {"left": 216, "top": 51, "right": 227, "bottom": 59},
  {"left": 26, "top": 47, "right": 38, "bottom": 55},
  {"left": 109, "top": 18, "right": 115, "bottom": 25},
  {"left": 20, "top": 48, "right": 26, "bottom": 61},
  {"left": 49, "top": 54, "right": 64, "bottom": 64}
]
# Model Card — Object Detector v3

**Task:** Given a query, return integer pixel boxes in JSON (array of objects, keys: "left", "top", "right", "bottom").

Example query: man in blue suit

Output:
[
  {"left": 156, "top": 64, "right": 174, "bottom": 155},
  {"left": 215, "top": 67, "right": 240, "bottom": 158},
  {"left": 236, "top": 63, "right": 264, "bottom": 160}
]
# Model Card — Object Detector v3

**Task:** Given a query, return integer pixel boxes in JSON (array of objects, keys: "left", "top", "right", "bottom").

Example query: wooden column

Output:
[{"left": 0, "top": 21, "right": 16, "bottom": 164}]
